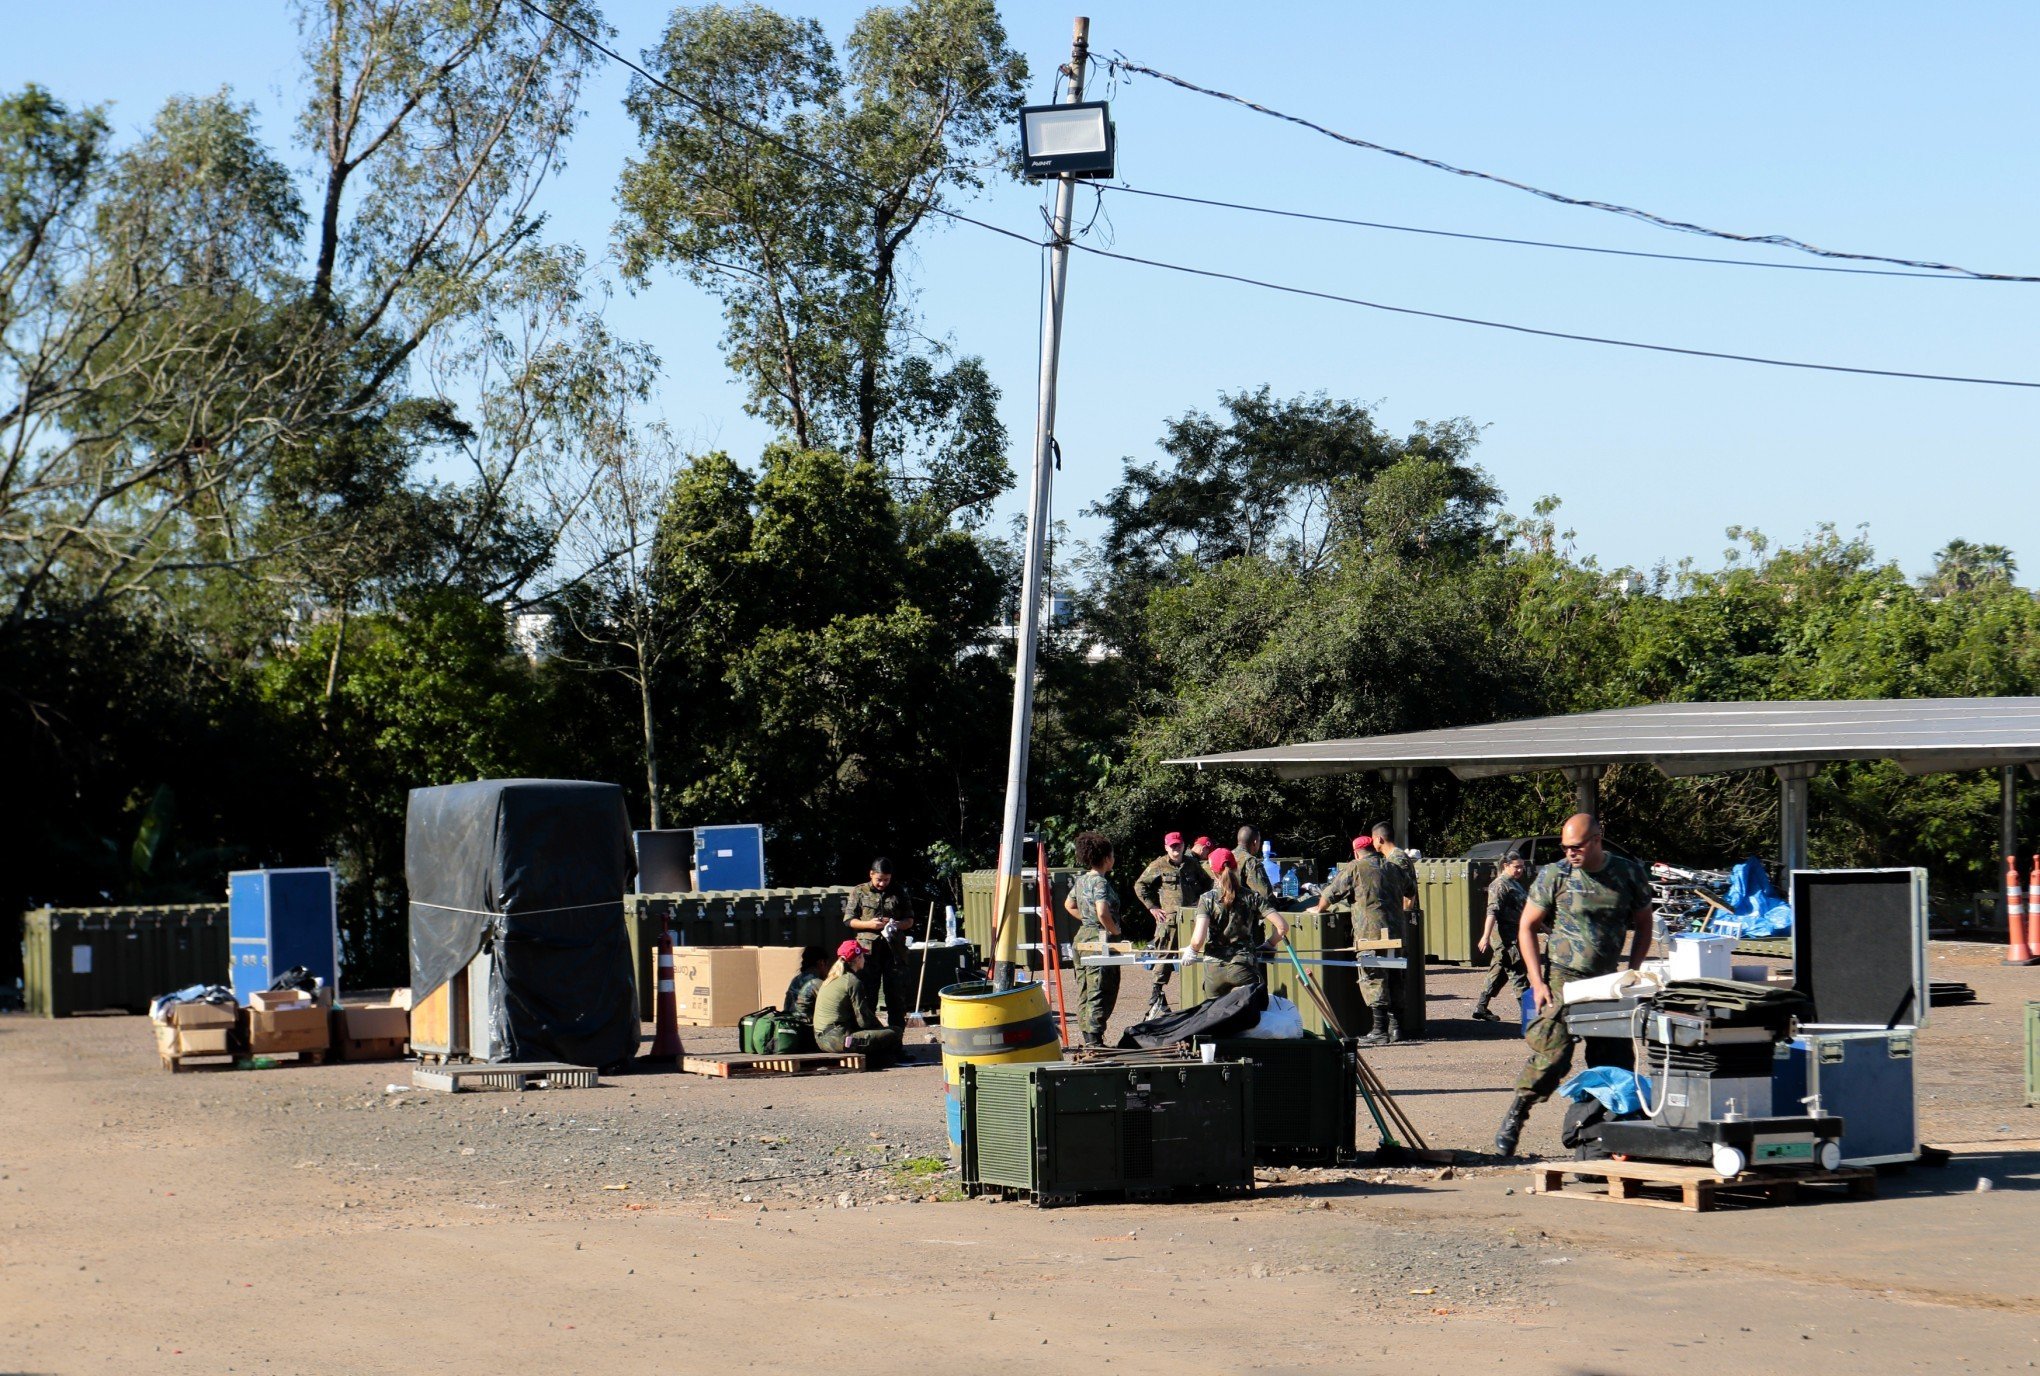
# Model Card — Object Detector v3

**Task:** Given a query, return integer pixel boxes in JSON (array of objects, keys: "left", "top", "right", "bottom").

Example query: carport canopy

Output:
[{"left": 1166, "top": 697, "right": 2040, "bottom": 874}]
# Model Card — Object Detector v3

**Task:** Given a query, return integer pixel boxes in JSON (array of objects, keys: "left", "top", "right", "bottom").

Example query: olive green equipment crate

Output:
[
  {"left": 624, "top": 887, "right": 856, "bottom": 1020},
  {"left": 960, "top": 1058, "right": 1256, "bottom": 1205},
  {"left": 960, "top": 868, "right": 1079, "bottom": 970},
  {"left": 22, "top": 904, "right": 230, "bottom": 1017},
  {"left": 1414, "top": 856, "right": 1500, "bottom": 965},
  {"left": 1196, "top": 1034, "right": 1356, "bottom": 1163},
  {"left": 2026, "top": 1001, "right": 2039, "bottom": 1107}
]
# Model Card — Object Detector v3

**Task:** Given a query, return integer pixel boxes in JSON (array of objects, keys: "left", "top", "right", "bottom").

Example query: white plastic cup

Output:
[{"left": 1199, "top": 1044, "right": 1217, "bottom": 1065}]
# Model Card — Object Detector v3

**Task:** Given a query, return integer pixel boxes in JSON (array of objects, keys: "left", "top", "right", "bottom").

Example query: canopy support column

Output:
[
  {"left": 1561, "top": 764, "right": 1605, "bottom": 819},
  {"left": 1380, "top": 768, "right": 1419, "bottom": 848},
  {"left": 1774, "top": 762, "right": 1819, "bottom": 876}
]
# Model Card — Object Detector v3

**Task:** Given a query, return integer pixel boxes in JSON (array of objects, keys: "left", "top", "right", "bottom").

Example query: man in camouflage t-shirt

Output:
[{"left": 1493, "top": 814, "right": 1653, "bottom": 1157}]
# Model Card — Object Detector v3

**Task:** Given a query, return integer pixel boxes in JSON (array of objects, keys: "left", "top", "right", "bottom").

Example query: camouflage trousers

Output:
[
  {"left": 1476, "top": 941, "right": 1530, "bottom": 1010},
  {"left": 1074, "top": 924, "right": 1119, "bottom": 1040},
  {"left": 819, "top": 1025, "right": 902, "bottom": 1068},
  {"left": 1358, "top": 909, "right": 1402, "bottom": 1011},
  {"left": 1145, "top": 913, "right": 1181, "bottom": 1002},
  {"left": 1512, "top": 966, "right": 1596, "bottom": 1100},
  {"left": 1200, "top": 956, "right": 1266, "bottom": 1005}
]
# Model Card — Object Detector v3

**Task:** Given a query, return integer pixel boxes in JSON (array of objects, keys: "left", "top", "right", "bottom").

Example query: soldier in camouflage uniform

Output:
[
  {"left": 1188, "top": 848, "right": 1289, "bottom": 1006},
  {"left": 1133, "top": 830, "right": 1212, "bottom": 1018},
  {"left": 845, "top": 857, "right": 916, "bottom": 1031},
  {"left": 1373, "top": 821, "right": 1420, "bottom": 936},
  {"left": 780, "top": 942, "right": 832, "bottom": 1052},
  {"left": 1234, "top": 825, "right": 1274, "bottom": 898},
  {"left": 1471, "top": 853, "right": 1532, "bottom": 1022},
  {"left": 1493, "top": 815, "right": 1654, "bottom": 1156},
  {"left": 1065, "top": 831, "right": 1124, "bottom": 1046},
  {"left": 1317, "top": 836, "right": 1401, "bottom": 1043},
  {"left": 814, "top": 941, "right": 903, "bottom": 1067}
]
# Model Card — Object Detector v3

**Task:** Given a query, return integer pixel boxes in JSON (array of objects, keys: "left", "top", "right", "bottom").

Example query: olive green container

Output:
[
  {"left": 2026, "top": 1000, "right": 2039, "bottom": 1107},
  {"left": 960, "top": 868, "right": 1078, "bottom": 970},
  {"left": 22, "top": 905, "right": 230, "bottom": 1017},
  {"left": 1415, "top": 856, "right": 1493, "bottom": 965}
]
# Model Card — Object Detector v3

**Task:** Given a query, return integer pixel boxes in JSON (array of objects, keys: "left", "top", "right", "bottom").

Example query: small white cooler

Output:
[{"left": 1667, "top": 933, "right": 1735, "bottom": 981}]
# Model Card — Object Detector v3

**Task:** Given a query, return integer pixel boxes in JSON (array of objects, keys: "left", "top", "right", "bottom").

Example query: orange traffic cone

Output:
[
  {"left": 2027, "top": 857, "right": 2040, "bottom": 965},
  {"left": 2005, "top": 858, "right": 2033, "bottom": 965},
  {"left": 645, "top": 928, "right": 686, "bottom": 1064}
]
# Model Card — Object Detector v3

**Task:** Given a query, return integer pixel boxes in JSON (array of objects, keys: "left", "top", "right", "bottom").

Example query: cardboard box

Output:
[
  {"left": 670, "top": 947, "right": 763, "bottom": 1026},
  {"left": 170, "top": 1002, "right": 237, "bottom": 1031},
  {"left": 246, "top": 1003, "right": 330, "bottom": 1056},
  {"left": 251, "top": 988, "right": 311, "bottom": 1012},
  {"left": 753, "top": 947, "right": 808, "bottom": 1012},
  {"left": 331, "top": 1004, "right": 410, "bottom": 1062}
]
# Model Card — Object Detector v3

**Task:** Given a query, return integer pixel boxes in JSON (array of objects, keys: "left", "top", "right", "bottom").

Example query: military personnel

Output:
[
  {"left": 1133, "top": 831, "right": 1212, "bottom": 1019},
  {"left": 845, "top": 856, "right": 916, "bottom": 1031},
  {"left": 813, "top": 940, "right": 903, "bottom": 1067},
  {"left": 1372, "top": 821, "right": 1420, "bottom": 931},
  {"left": 1187, "top": 848, "right": 1289, "bottom": 1005},
  {"left": 1234, "top": 825, "right": 1274, "bottom": 898},
  {"left": 1317, "top": 835, "right": 1401, "bottom": 1043},
  {"left": 1471, "top": 853, "right": 1532, "bottom": 1022},
  {"left": 1190, "top": 836, "right": 1213, "bottom": 870},
  {"left": 1493, "top": 814, "right": 1654, "bottom": 1156},
  {"left": 781, "top": 942, "right": 833, "bottom": 1050},
  {"left": 1063, "top": 831, "right": 1124, "bottom": 1046}
]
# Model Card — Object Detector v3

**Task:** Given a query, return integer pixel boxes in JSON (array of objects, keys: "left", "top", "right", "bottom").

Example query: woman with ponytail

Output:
[{"left": 1186, "top": 847, "right": 1289, "bottom": 1009}]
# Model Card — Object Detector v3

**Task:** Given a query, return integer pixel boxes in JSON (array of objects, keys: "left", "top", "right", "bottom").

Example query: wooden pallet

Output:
[
  {"left": 680, "top": 1051, "right": 867, "bottom": 1078},
  {"left": 1525, "top": 1159, "right": 1876, "bottom": 1212},
  {"left": 411, "top": 1062, "right": 599, "bottom": 1093}
]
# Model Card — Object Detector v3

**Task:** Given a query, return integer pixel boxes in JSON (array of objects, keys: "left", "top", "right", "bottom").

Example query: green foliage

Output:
[{"left": 617, "top": 0, "right": 1024, "bottom": 526}]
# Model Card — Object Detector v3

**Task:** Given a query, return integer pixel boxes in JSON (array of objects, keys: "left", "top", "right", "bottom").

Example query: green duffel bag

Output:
[{"left": 739, "top": 1007, "right": 806, "bottom": 1055}]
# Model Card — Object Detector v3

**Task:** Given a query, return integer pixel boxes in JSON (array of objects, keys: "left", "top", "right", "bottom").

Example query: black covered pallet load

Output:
[{"left": 407, "top": 779, "right": 637, "bottom": 1069}]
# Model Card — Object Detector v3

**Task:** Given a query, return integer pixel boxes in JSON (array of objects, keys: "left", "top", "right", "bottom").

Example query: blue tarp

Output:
[
  {"left": 1708, "top": 856, "right": 1794, "bottom": 938},
  {"left": 1558, "top": 1065, "right": 1656, "bottom": 1117}
]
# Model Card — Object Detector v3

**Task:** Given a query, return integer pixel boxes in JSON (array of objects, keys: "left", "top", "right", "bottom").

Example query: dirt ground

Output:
[{"left": 4, "top": 941, "right": 2037, "bottom": 1374}]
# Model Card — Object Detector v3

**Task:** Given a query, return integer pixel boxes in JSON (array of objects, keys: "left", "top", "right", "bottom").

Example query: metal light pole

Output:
[{"left": 991, "top": 17, "right": 1090, "bottom": 991}]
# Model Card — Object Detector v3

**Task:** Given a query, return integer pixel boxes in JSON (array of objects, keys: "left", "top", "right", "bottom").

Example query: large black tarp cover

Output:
[{"left": 406, "top": 779, "right": 636, "bottom": 1068}]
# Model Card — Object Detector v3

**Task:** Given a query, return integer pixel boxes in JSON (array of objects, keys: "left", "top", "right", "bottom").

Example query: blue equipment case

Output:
[
  {"left": 228, "top": 867, "right": 339, "bottom": 1003},
  {"left": 1773, "top": 1030, "right": 1917, "bottom": 1166},
  {"left": 692, "top": 824, "right": 766, "bottom": 890}
]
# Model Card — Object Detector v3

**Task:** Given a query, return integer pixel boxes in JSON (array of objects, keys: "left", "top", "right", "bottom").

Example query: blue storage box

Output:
[{"left": 228, "top": 868, "right": 338, "bottom": 1004}]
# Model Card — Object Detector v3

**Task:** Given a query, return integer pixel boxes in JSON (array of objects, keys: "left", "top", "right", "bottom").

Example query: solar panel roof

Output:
[{"left": 1166, "top": 697, "right": 2040, "bottom": 780}]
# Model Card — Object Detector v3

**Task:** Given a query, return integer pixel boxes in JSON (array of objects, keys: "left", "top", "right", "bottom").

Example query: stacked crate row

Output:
[
  {"left": 625, "top": 887, "right": 872, "bottom": 1020},
  {"left": 958, "top": 868, "right": 1079, "bottom": 970}
]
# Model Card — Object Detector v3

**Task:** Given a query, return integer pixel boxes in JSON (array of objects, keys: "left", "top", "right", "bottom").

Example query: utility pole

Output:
[{"left": 990, "top": 16, "right": 1090, "bottom": 991}]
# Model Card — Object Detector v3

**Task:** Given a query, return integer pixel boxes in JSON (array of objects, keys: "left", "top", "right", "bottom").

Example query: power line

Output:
[
  {"left": 1064, "top": 240, "right": 2040, "bottom": 390},
  {"left": 511, "top": 1, "right": 2040, "bottom": 390},
  {"left": 1102, "top": 185, "right": 2011, "bottom": 282},
  {"left": 1106, "top": 54, "right": 2040, "bottom": 283},
  {"left": 505, "top": 0, "right": 1040, "bottom": 252}
]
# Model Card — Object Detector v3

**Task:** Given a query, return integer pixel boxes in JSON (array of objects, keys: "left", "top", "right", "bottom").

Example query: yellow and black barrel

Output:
[{"left": 938, "top": 980, "right": 1063, "bottom": 1148}]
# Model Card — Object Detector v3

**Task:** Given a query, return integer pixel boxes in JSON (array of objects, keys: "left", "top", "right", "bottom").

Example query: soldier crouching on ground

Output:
[{"left": 814, "top": 940, "right": 903, "bottom": 1068}]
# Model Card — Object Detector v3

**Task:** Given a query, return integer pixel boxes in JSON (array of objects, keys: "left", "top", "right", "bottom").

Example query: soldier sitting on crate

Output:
[
  {"left": 814, "top": 940, "right": 903, "bottom": 1068},
  {"left": 1133, "top": 830, "right": 1212, "bottom": 1020},
  {"left": 1316, "top": 835, "right": 1402, "bottom": 1044},
  {"left": 781, "top": 943, "right": 833, "bottom": 1052},
  {"left": 1186, "top": 848, "right": 1288, "bottom": 1010},
  {"left": 845, "top": 856, "right": 915, "bottom": 1032}
]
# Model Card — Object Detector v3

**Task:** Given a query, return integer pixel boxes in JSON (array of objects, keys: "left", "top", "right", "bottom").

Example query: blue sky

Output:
[{"left": 7, "top": 2, "right": 2036, "bottom": 578}]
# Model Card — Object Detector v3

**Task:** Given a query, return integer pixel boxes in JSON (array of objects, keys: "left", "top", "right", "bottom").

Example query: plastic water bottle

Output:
[
  {"left": 1281, "top": 867, "right": 1300, "bottom": 900},
  {"left": 1261, "top": 840, "right": 1279, "bottom": 887},
  {"left": 944, "top": 905, "right": 960, "bottom": 944}
]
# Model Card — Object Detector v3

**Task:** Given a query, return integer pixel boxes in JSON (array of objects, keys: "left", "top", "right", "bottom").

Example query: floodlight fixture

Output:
[{"left": 1019, "top": 100, "right": 1115, "bottom": 180}]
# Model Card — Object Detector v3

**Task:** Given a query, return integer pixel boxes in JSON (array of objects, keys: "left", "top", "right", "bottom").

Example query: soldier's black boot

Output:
[
  {"left": 1081, "top": 1031, "right": 1105, "bottom": 1048},
  {"left": 1493, "top": 1091, "right": 1536, "bottom": 1157},
  {"left": 1357, "top": 1005, "right": 1390, "bottom": 1046},
  {"left": 1469, "top": 1002, "right": 1498, "bottom": 1022},
  {"left": 1144, "top": 989, "right": 1170, "bottom": 1022},
  {"left": 1382, "top": 1009, "right": 1404, "bottom": 1043}
]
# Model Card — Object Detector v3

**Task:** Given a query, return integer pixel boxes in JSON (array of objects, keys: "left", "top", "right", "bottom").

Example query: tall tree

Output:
[{"left": 617, "top": 0, "right": 1025, "bottom": 530}]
